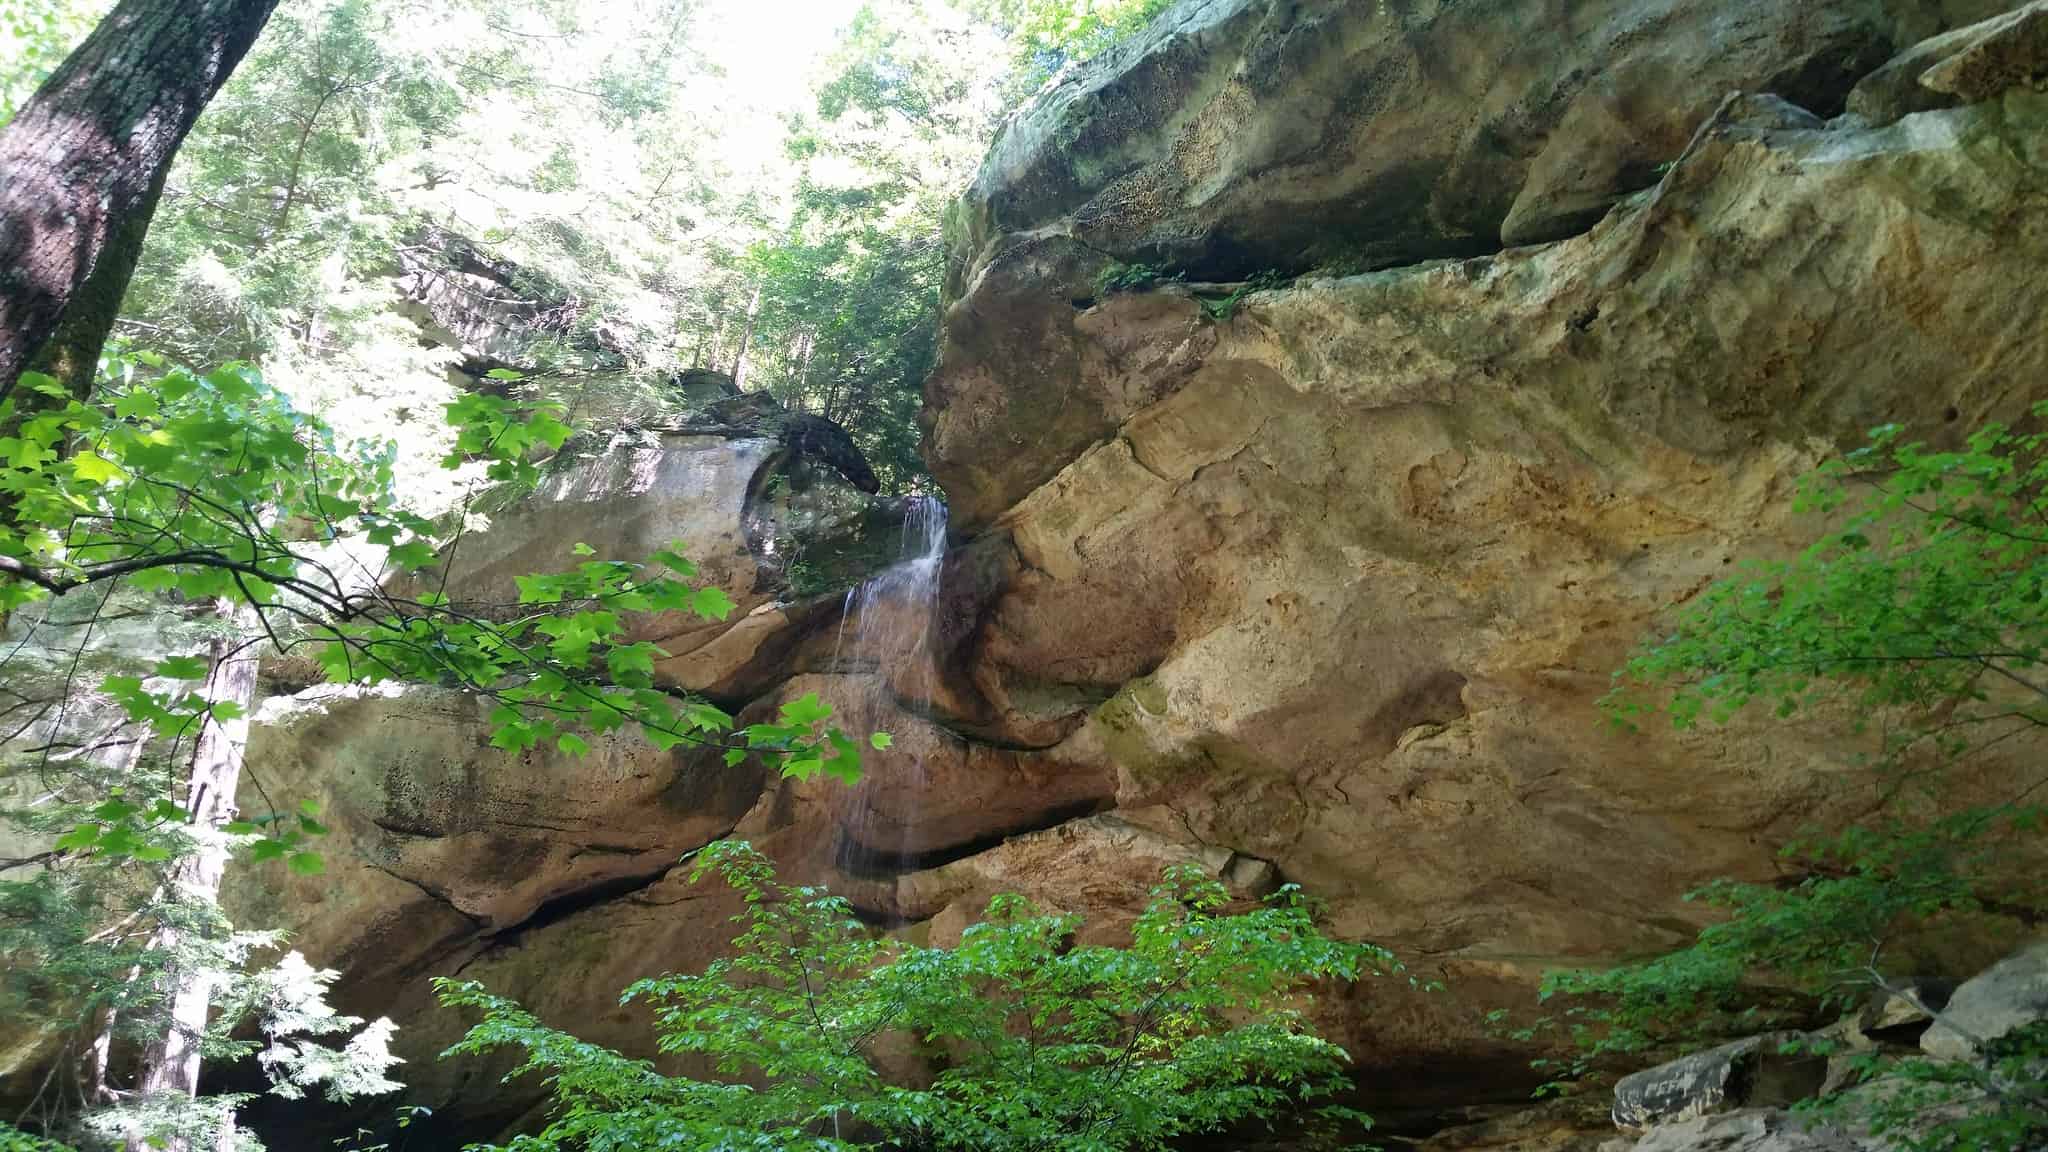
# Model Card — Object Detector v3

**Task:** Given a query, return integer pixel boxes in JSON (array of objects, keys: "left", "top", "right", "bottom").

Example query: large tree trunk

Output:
[
  {"left": 0, "top": 0, "right": 280, "bottom": 399},
  {"left": 125, "top": 600, "right": 261, "bottom": 1152}
]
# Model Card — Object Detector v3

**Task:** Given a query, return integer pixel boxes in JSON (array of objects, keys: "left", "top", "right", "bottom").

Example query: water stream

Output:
[{"left": 829, "top": 495, "right": 948, "bottom": 875}]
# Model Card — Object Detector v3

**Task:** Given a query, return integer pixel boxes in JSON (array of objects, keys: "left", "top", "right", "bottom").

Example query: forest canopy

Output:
[{"left": 0, "top": 0, "right": 1166, "bottom": 497}]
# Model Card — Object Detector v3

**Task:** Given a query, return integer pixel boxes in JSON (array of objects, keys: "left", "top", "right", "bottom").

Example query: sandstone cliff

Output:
[{"left": 206, "top": 2, "right": 2048, "bottom": 1146}]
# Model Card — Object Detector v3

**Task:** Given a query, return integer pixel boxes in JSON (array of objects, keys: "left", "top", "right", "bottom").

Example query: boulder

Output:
[
  {"left": 1922, "top": 937, "right": 2048, "bottom": 1060},
  {"left": 1850, "top": 1, "right": 2048, "bottom": 123},
  {"left": 1618, "top": 1109, "right": 1862, "bottom": 1152},
  {"left": 1612, "top": 1035, "right": 1828, "bottom": 1132}
]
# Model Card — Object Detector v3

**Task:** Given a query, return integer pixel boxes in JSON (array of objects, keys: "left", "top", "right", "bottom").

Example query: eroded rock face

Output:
[
  {"left": 223, "top": 6, "right": 2048, "bottom": 1147},
  {"left": 920, "top": 11, "right": 2048, "bottom": 1119},
  {"left": 949, "top": 0, "right": 2012, "bottom": 286},
  {"left": 416, "top": 414, "right": 886, "bottom": 700},
  {"left": 929, "top": 0, "right": 2022, "bottom": 528}
]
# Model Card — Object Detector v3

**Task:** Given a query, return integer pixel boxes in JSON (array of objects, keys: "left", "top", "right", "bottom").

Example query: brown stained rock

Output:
[
  {"left": 731, "top": 673, "right": 1118, "bottom": 871},
  {"left": 943, "top": 85, "right": 2048, "bottom": 1032},
  {"left": 229, "top": 686, "right": 766, "bottom": 944},
  {"left": 947, "top": 0, "right": 2012, "bottom": 292},
  {"left": 922, "top": 235, "right": 1216, "bottom": 529},
  {"left": 1920, "top": 1, "right": 2048, "bottom": 100},
  {"left": 930, "top": 0, "right": 2022, "bottom": 530}
]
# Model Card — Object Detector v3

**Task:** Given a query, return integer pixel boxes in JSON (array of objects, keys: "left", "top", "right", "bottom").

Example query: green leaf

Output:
[
  {"left": 113, "top": 390, "right": 160, "bottom": 420},
  {"left": 54, "top": 824, "right": 100, "bottom": 852},
  {"left": 778, "top": 692, "right": 832, "bottom": 728},
  {"left": 691, "top": 586, "right": 734, "bottom": 621},
  {"left": 70, "top": 451, "right": 124, "bottom": 484},
  {"left": 152, "top": 655, "right": 212, "bottom": 680},
  {"left": 651, "top": 548, "right": 697, "bottom": 579},
  {"left": 20, "top": 372, "right": 69, "bottom": 399},
  {"left": 287, "top": 851, "right": 326, "bottom": 876},
  {"left": 387, "top": 540, "right": 437, "bottom": 571},
  {"left": 870, "top": 732, "right": 893, "bottom": 750}
]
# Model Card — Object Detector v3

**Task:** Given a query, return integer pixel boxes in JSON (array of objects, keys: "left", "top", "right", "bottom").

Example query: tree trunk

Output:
[
  {"left": 21, "top": 164, "right": 169, "bottom": 399},
  {"left": 705, "top": 310, "right": 728, "bottom": 373},
  {"left": 793, "top": 326, "right": 816, "bottom": 414},
  {"left": 125, "top": 600, "right": 261, "bottom": 1152},
  {"left": 0, "top": 0, "right": 281, "bottom": 398},
  {"left": 731, "top": 285, "right": 761, "bottom": 389}
]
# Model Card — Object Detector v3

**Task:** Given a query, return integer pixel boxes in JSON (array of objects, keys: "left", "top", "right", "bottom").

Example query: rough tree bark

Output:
[{"left": 0, "top": 0, "right": 281, "bottom": 399}]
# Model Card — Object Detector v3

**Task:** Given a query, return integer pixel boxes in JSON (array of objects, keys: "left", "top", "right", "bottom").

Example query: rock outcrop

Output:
[
  {"left": 929, "top": 0, "right": 2025, "bottom": 527},
  {"left": 1920, "top": 936, "right": 2048, "bottom": 1060},
  {"left": 1619, "top": 1110, "right": 1855, "bottom": 1152},
  {"left": 915, "top": 0, "right": 2048, "bottom": 1131},
  {"left": 202, "top": 2, "right": 2048, "bottom": 1146},
  {"left": 395, "top": 226, "right": 617, "bottom": 376},
  {"left": 947, "top": 0, "right": 2016, "bottom": 285},
  {"left": 1611, "top": 1035, "right": 1828, "bottom": 1132}
]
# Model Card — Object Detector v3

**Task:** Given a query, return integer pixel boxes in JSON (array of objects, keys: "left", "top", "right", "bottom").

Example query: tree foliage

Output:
[
  {"left": 1528, "top": 410, "right": 2048, "bottom": 1149},
  {"left": 0, "top": 0, "right": 108, "bottom": 123},
  {"left": 951, "top": 0, "right": 1173, "bottom": 95},
  {"left": 438, "top": 841, "right": 1393, "bottom": 1152},
  {"left": 0, "top": 351, "right": 863, "bottom": 1146}
]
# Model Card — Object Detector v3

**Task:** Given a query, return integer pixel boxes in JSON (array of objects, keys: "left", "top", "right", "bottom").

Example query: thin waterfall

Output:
[{"left": 830, "top": 495, "right": 947, "bottom": 874}]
